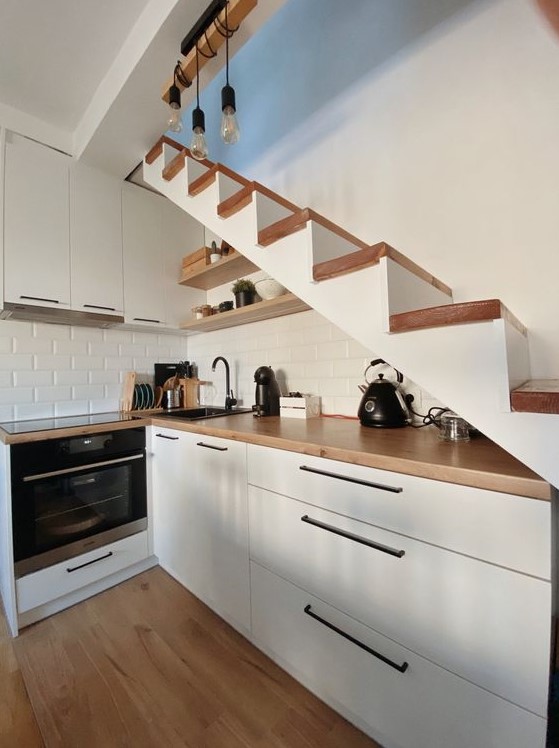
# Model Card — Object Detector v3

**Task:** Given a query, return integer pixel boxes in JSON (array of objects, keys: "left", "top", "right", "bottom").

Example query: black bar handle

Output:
[
  {"left": 84, "top": 304, "right": 117, "bottom": 311},
  {"left": 196, "top": 441, "right": 228, "bottom": 451},
  {"left": 20, "top": 295, "right": 60, "bottom": 304},
  {"left": 304, "top": 604, "right": 409, "bottom": 673},
  {"left": 299, "top": 465, "right": 402, "bottom": 494},
  {"left": 156, "top": 433, "right": 179, "bottom": 440},
  {"left": 301, "top": 515, "right": 405, "bottom": 558},
  {"left": 133, "top": 317, "right": 161, "bottom": 323},
  {"left": 67, "top": 551, "right": 113, "bottom": 573}
]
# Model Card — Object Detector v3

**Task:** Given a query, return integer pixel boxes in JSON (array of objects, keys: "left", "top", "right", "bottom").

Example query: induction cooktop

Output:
[{"left": 0, "top": 411, "right": 138, "bottom": 435}]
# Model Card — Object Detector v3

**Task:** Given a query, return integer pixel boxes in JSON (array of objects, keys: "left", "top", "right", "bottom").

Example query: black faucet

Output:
[{"left": 211, "top": 356, "right": 237, "bottom": 411}]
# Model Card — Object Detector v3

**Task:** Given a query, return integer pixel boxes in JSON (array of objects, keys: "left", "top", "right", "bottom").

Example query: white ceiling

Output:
[{"left": 0, "top": 0, "right": 288, "bottom": 178}]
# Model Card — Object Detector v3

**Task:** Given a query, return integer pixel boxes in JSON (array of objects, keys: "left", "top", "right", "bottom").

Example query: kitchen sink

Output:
[{"left": 149, "top": 406, "right": 253, "bottom": 421}]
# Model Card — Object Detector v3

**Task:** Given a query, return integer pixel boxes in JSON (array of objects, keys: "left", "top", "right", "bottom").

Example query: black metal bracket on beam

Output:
[{"left": 180, "top": 0, "right": 228, "bottom": 58}]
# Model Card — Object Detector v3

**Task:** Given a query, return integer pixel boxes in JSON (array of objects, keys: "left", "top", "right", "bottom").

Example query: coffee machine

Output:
[{"left": 253, "top": 366, "right": 281, "bottom": 416}]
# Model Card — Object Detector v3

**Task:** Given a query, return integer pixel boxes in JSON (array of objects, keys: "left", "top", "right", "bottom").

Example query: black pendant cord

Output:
[
  {"left": 196, "top": 45, "right": 200, "bottom": 108},
  {"left": 225, "top": 1, "right": 230, "bottom": 85},
  {"left": 174, "top": 60, "right": 190, "bottom": 89}
]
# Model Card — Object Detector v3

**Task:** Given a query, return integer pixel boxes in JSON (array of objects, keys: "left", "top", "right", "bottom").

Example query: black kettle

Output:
[{"left": 358, "top": 359, "right": 410, "bottom": 428}]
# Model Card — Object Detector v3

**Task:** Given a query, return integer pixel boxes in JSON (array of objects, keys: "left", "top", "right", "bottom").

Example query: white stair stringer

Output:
[{"left": 143, "top": 151, "right": 559, "bottom": 489}]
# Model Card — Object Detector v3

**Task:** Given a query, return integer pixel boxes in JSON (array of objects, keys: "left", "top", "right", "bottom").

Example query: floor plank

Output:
[
  {"left": 13, "top": 567, "right": 381, "bottom": 747},
  {"left": 0, "top": 601, "right": 44, "bottom": 747}
]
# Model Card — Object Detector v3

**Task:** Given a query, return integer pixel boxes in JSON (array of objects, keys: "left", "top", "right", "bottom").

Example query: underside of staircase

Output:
[{"left": 144, "top": 136, "right": 559, "bottom": 489}]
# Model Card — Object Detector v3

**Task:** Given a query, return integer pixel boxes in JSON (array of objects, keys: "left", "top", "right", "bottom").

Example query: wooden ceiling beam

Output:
[{"left": 161, "top": 0, "right": 257, "bottom": 104}]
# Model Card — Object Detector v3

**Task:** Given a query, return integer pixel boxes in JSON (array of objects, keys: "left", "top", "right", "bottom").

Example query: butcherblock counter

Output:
[{"left": 0, "top": 413, "right": 546, "bottom": 500}]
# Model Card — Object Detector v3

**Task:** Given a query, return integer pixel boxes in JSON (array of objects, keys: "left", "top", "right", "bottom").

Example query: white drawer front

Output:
[
  {"left": 251, "top": 562, "right": 546, "bottom": 748},
  {"left": 249, "top": 486, "right": 550, "bottom": 716},
  {"left": 16, "top": 531, "right": 149, "bottom": 614},
  {"left": 247, "top": 444, "right": 550, "bottom": 578}
]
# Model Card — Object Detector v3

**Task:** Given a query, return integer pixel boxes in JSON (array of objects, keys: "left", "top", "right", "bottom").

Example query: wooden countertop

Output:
[
  {"left": 0, "top": 413, "right": 550, "bottom": 501},
  {"left": 150, "top": 414, "right": 551, "bottom": 501}
]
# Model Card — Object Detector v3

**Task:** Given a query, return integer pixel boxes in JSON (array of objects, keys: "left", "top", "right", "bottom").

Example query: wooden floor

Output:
[{"left": 4, "top": 567, "right": 381, "bottom": 747}]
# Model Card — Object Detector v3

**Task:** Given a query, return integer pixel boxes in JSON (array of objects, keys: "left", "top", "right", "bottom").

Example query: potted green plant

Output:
[{"left": 231, "top": 278, "right": 256, "bottom": 308}]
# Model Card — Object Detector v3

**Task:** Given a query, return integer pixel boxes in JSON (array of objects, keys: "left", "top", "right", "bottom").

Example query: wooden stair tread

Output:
[
  {"left": 313, "top": 243, "right": 452, "bottom": 297},
  {"left": 389, "top": 299, "right": 526, "bottom": 335},
  {"left": 511, "top": 380, "right": 559, "bottom": 414},
  {"left": 188, "top": 163, "right": 250, "bottom": 197},
  {"left": 217, "top": 181, "right": 300, "bottom": 219},
  {"left": 258, "top": 208, "right": 369, "bottom": 249},
  {"left": 145, "top": 135, "right": 184, "bottom": 165}
]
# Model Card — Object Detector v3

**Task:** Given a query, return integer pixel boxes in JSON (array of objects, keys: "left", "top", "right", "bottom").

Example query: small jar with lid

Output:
[{"left": 192, "top": 304, "right": 213, "bottom": 319}]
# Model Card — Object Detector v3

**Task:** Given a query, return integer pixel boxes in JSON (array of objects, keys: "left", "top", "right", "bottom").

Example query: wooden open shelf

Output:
[
  {"left": 180, "top": 293, "right": 311, "bottom": 333},
  {"left": 179, "top": 250, "right": 259, "bottom": 291}
]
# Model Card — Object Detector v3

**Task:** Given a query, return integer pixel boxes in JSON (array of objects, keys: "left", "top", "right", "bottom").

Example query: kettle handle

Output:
[{"left": 366, "top": 359, "right": 404, "bottom": 385}]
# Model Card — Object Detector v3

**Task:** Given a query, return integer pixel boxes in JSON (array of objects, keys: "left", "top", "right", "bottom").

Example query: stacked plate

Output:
[{"left": 133, "top": 383, "right": 155, "bottom": 410}]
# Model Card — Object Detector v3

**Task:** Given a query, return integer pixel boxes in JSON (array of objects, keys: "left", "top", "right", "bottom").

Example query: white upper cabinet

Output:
[
  {"left": 122, "top": 183, "right": 204, "bottom": 329},
  {"left": 122, "top": 184, "right": 167, "bottom": 326},
  {"left": 4, "top": 133, "right": 71, "bottom": 307},
  {"left": 70, "top": 162, "right": 124, "bottom": 315}
]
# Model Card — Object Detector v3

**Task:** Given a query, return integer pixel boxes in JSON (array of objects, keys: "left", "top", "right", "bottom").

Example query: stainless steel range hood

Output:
[{"left": 0, "top": 302, "right": 124, "bottom": 328}]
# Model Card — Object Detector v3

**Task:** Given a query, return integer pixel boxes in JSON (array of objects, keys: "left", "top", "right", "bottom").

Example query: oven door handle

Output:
[{"left": 22, "top": 453, "right": 144, "bottom": 482}]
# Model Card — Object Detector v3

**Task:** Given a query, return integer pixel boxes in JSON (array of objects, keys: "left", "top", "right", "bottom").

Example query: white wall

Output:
[{"left": 194, "top": 0, "right": 559, "bottom": 380}]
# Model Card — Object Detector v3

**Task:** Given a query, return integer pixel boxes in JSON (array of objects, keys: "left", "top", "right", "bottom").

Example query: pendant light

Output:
[
  {"left": 190, "top": 44, "right": 209, "bottom": 160},
  {"left": 167, "top": 63, "right": 184, "bottom": 133},
  {"left": 220, "top": 1, "right": 240, "bottom": 144}
]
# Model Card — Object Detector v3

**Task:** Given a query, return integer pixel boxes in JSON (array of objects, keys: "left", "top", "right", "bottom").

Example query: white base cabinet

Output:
[
  {"left": 16, "top": 530, "right": 149, "bottom": 614},
  {"left": 249, "top": 485, "right": 550, "bottom": 716},
  {"left": 151, "top": 427, "right": 250, "bottom": 633},
  {"left": 251, "top": 562, "right": 547, "bottom": 748}
]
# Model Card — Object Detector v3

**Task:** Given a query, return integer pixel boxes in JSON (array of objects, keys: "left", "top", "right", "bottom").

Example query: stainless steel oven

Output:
[{"left": 11, "top": 427, "right": 147, "bottom": 577}]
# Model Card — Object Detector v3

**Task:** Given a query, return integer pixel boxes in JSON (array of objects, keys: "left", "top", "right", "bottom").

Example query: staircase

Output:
[{"left": 144, "top": 136, "right": 559, "bottom": 489}]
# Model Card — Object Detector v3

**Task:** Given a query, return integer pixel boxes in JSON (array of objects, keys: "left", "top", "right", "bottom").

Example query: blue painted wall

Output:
[{"left": 172, "top": 0, "right": 479, "bottom": 172}]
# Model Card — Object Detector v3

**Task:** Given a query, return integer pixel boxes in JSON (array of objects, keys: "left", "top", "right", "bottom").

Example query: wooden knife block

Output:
[{"left": 179, "top": 378, "right": 200, "bottom": 408}]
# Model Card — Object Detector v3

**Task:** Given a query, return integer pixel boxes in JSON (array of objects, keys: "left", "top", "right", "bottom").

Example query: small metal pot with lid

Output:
[{"left": 357, "top": 359, "right": 410, "bottom": 428}]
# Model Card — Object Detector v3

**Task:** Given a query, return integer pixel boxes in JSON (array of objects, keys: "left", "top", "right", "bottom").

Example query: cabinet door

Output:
[
  {"left": 251, "top": 562, "right": 547, "bottom": 748},
  {"left": 249, "top": 485, "right": 550, "bottom": 716},
  {"left": 4, "top": 133, "right": 71, "bottom": 307},
  {"left": 151, "top": 428, "right": 250, "bottom": 633},
  {"left": 159, "top": 199, "right": 205, "bottom": 328},
  {"left": 70, "top": 163, "right": 123, "bottom": 315},
  {"left": 151, "top": 428, "right": 190, "bottom": 575},
  {"left": 122, "top": 184, "right": 167, "bottom": 326}
]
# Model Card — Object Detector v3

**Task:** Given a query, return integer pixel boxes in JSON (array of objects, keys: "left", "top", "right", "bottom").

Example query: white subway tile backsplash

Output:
[
  {"left": 105, "top": 356, "right": 133, "bottom": 371},
  {"left": 0, "top": 387, "right": 34, "bottom": 404},
  {"left": 35, "top": 355, "right": 71, "bottom": 370},
  {"left": 72, "top": 385, "right": 104, "bottom": 400},
  {"left": 0, "top": 353, "right": 34, "bottom": 370},
  {"left": 54, "top": 400, "right": 91, "bottom": 417},
  {"left": 55, "top": 370, "right": 89, "bottom": 386},
  {"left": 34, "top": 323, "right": 71, "bottom": 341},
  {"left": 15, "top": 403, "right": 55, "bottom": 420},
  {"left": 72, "top": 355, "right": 104, "bottom": 371},
  {"left": 2, "top": 311, "right": 440, "bottom": 421},
  {"left": 71, "top": 327, "right": 104, "bottom": 342},
  {"left": 0, "top": 337, "right": 13, "bottom": 354},
  {"left": 89, "top": 371, "right": 120, "bottom": 385},
  {"left": 54, "top": 339, "right": 88, "bottom": 355},
  {"left": 119, "top": 344, "right": 147, "bottom": 357},
  {"left": 15, "top": 338, "right": 53, "bottom": 354},
  {"left": 14, "top": 370, "right": 54, "bottom": 387},
  {"left": 317, "top": 340, "right": 348, "bottom": 361},
  {"left": 35, "top": 386, "right": 72, "bottom": 402},
  {"left": 291, "top": 345, "right": 317, "bottom": 362},
  {"left": 0, "top": 320, "right": 33, "bottom": 337},
  {"left": 89, "top": 343, "right": 119, "bottom": 357}
]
